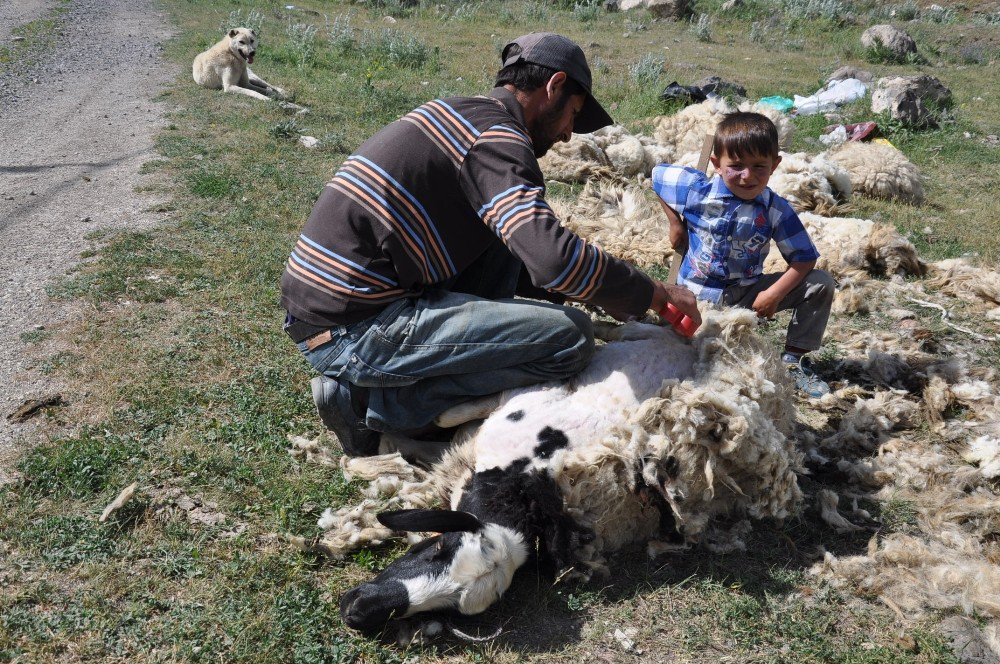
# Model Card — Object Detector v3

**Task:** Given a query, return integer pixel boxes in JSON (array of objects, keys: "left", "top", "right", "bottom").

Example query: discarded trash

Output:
[
  {"left": 821, "top": 121, "right": 879, "bottom": 146},
  {"left": 758, "top": 95, "right": 794, "bottom": 112},
  {"left": 100, "top": 482, "right": 139, "bottom": 522},
  {"left": 660, "top": 76, "right": 746, "bottom": 105},
  {"left": 820, "top": 125, "right": 849, "bottom": 146},
  {"left": 794, "top": 78, "right": 867, "bottom": 116}
]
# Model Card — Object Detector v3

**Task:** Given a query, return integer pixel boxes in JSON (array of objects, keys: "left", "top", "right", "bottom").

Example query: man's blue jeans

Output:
[{"left": 295, "top": 247, "right": 595, "bottom": 433}]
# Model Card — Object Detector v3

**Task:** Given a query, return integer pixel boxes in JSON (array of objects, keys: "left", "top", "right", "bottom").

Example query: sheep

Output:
[
  {"left": 823, "top": 141, "right": 925, "bottom": 205},
  {"left": 315, "top": 310, "right": 804, "bottom": 636}
]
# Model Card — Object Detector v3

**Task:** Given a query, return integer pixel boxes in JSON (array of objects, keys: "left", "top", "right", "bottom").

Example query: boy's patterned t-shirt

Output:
[{"left": 651, "top": 164, "right": 820, "bottom": 303}]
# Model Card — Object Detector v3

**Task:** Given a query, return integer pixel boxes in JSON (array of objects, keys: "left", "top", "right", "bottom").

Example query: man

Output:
[{"left": 281, "top": 32, "right": 699, "bottom": 457}]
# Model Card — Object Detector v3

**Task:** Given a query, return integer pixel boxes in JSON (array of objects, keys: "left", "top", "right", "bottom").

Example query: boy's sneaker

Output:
[
  {"left": 786, "top": 358, "right": 830, "bottom": 398},
  {"left": 311, "top": 376, "right": 380, "bottom": 457}
]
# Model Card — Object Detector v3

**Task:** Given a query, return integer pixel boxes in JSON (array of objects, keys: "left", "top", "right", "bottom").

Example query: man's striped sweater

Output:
[{"left": 280, "top": 87, "right": 653, "bottom": 327}]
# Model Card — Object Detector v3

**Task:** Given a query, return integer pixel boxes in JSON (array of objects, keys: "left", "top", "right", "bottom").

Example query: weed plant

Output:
[
  {"left": 285, "top": 22, "right": 318, "bottom": 68},
  {"left": 628, "top": 53, "right": 666, "bottom": 86},
  {"left": 691, "top": 13, "right": 713, "bottom": 41},
  {"left": 222, "top": 7, "right": 265, "bottom": 34},
  {"left": 572, "top": 0, "right": 602, "bottom": 23}
]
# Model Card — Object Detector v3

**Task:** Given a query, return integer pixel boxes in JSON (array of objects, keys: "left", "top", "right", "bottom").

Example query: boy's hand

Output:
[
  {"left": 651, "top": 281, "right": 702, "bottom": 327},
  {"left": 752, "top": 288, "right": 782, "bottom": 319}
]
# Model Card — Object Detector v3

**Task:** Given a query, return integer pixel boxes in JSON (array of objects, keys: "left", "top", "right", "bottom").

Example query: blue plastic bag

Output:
[{"left": 757, "top": 96, "right": 794, "bottom": 112}]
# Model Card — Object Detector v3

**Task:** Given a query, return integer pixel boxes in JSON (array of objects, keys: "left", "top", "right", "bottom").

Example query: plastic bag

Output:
[
  {"left": 793, "top": 78, "right": 868, "bottom": 116},
  {"left": 758, "top": 96, "right": 794, "bottom": 112}
]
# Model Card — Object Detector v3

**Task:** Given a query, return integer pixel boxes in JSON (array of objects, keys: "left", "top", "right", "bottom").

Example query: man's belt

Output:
[{"left": 284, "top": 317, "right": 336, "bottom": 350}]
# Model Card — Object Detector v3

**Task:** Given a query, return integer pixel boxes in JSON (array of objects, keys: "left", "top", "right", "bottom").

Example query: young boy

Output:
[{"left": 652, "top": 111, "right": 834, "bottom": 397}]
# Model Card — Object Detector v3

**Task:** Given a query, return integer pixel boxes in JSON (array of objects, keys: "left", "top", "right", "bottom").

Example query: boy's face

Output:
[{"left": 710, "top": 150, "right": 782, "bottom": 201}]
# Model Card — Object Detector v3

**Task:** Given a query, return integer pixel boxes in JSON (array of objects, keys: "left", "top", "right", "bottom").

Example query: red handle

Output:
[{"left": 659, "top": 302, "right": 699, "bottom": 338}]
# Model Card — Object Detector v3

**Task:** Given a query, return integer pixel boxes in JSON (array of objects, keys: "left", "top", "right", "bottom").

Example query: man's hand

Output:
[
  {"left": 751, "top": 288, "right": 782, "bottom": 319},
  {"left": 651, "top": 281, "right": 701, "bottom": 328}
]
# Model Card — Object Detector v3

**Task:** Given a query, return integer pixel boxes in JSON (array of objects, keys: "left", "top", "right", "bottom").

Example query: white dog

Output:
[{"left": 193, "top": 27, "right": 305, "bottom": 112}]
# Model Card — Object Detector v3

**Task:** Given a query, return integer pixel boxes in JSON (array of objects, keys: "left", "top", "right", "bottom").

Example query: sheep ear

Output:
[{"left": 378, "top": 509, "right": 483, "bottom": 534}]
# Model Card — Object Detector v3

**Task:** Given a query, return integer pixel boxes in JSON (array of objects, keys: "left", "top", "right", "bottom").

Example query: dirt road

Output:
[{"left": 0, "top": 0, "right": 176, "bottom": 483}]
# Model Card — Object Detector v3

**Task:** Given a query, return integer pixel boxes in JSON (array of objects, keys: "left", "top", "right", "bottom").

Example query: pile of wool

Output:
[
  {"left": 813, "top": 432, "right": 1000, "bottom": 619},
  {"left": 652, "top": 97, "right": 794, "bottom": 162},
  {"left": 926, "top": 258, "right": 1000, "bottom": 313},
  {"left": 539, "top": 125, "right": 672, "bottom": 182},
  {"left": 617, "top": 309, "right": 803, "bottom": 552},
  {"left": 673, "top": 149, "right": 853, "bottom": 215},
  {"left": 763, "top": 212, "right": 925, "bottom": 281},
  {"left": 299, "top": 309, "right": 804, "bottom": 567},
  {"left": 823, "top": 141, "right": 924, "bottom": 205},
  {"left": 797, "top": 306, "right": 1000, "bottom": 623},
  {"left": 550, "top": 179, "right": 673, "bottom": 269},
  {"left": 536, "top": 132, "right": 614, "bottom": 183}
]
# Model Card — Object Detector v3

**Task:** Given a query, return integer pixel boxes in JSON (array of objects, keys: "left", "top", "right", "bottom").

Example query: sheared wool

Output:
[
  {"left": 592, "top": 124, "right": 674, "bottom": 178},
  {"left": 652, "top": 98, "right": 794, "bottom": 162},
  {"left": 927, "top": 258, "right": 1000, "bottom": 307},
  {"left": 675, "top": 150, "right": 853, "bottom": 216},
  {"left": 538, "top": 125, "right": 671, "bottom": 182},
  {"left": 763, "top": 212, "right": 925, "bottom": 280},
  {"left": 824, "top": 141, "right": 924, "bottom": 205},
  {"left": 537, "top": 132, "right": 614, "bottom": 183},
  {"left": 551, "top": 179, "right": 673, "bottom": 268},
  {"left": 308, "top": 309, "right": 804, "bottom": 571},
  {"left": 817, "top": 489, "right": 864, "bottom": 533},
  {"left": 817, "top": 534, "right": 1000, "bottom": 618},
  {"left": 963, "top": 436, "right": 1000, "bottom": 479},
  {"left": 765, "top": 151, "right": 853, "bottom": 215}
]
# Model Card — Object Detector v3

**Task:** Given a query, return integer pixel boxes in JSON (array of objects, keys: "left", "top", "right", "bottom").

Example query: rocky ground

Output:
[{"left": 0, "top": 0, "right": 176, "bottom": 484}]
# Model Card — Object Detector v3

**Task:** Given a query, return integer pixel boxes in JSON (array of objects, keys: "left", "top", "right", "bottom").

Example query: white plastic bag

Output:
[{"left": 794, "top": 78, "right": 868, "bottom": 116}]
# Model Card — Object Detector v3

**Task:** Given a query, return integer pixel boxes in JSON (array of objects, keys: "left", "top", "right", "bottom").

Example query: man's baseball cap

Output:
[{"left": 501, "top": 32, "right": 614, "bottom": 134}]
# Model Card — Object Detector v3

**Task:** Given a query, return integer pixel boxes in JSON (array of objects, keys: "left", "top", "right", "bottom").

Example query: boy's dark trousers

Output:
[{"left": 720, "top": 269, "right": 835, "bottom": 351}]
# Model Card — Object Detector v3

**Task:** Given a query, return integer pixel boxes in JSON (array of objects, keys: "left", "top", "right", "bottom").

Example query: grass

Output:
[{"left": 1, "top": 0, "right": 997, "bottom": 661}]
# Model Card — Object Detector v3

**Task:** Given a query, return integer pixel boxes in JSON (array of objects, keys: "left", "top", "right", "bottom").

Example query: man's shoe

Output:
[
  {"left": 311, "top": 376, "right": 380, "bottom": 457},
  {"left": 786, "top": 358, "right": 830, "bottom": 398}
]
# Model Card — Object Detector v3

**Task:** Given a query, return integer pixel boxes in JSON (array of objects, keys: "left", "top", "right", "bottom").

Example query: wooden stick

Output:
[{"left": 666, "top": 133, "right": 714, "bottom": 285}]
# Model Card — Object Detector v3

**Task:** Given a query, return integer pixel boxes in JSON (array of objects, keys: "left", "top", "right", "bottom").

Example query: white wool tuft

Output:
[
  {"left": 963, "top": 436, "right": 1000, "bottom": 479},
  {"left": 554, "top": 179, "right": 673, "bottom": 268},
  {"left": 824, "top": 142, "right": 924, "bottom": 205}
]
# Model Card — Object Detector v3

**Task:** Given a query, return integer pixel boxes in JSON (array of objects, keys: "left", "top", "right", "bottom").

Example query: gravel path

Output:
[{"left": 0, "top": 0, "right": 176, "bottom": 483}]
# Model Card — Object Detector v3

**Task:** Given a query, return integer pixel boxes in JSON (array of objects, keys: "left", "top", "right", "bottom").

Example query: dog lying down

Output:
[{"left": 193, "top": 27, "right": 306, "bottom": 113}]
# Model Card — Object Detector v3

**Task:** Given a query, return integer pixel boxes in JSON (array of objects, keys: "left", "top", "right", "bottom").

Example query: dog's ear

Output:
[
  {"left": 250, "top": 28, "right": 257, "bottom": 37},
  {"left": 229, "top": 29, "right": 238, "bottom": 38}
]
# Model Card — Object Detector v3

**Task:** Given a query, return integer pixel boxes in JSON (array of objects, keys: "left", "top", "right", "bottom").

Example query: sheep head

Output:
[{"left": 339, "top": 509, "right": 528, "bottom": 634}]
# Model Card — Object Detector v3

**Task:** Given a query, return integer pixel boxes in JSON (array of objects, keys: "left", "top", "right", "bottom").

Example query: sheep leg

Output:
[
  {"left": 379, "top": 434, "right": 454, "bottom": 467},
  {"left": 637, "top": 454, "right": 685, "bottom": 541},
  {"left": 434, "top": 393, "right": 504, "bottom": 428}
]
